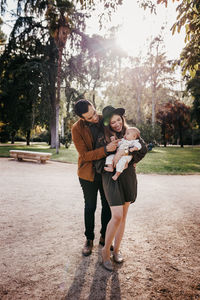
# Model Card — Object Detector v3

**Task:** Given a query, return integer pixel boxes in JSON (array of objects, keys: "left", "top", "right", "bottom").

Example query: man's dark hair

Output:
[{"left": 74, "top": 99, "right": 92, "bottom": 118}]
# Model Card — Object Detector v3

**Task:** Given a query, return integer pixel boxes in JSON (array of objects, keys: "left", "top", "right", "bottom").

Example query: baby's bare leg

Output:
[
  {"left": 104, "top": 164, "right": 114, "bottom": 172},
  {"left": 112, "top": 171, "right": 121, "bottom": 181}
]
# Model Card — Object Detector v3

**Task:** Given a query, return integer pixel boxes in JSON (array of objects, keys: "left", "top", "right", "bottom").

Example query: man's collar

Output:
[{"left": 84, "top": 115, "right": 103, "bottom": 127}]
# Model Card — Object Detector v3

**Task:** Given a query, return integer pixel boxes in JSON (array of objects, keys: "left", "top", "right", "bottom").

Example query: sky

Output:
[
  {"left": 86, "top": 0, "right": 186, "bottom": 60},
  {"left": 1, "top": 0, "right": 186, "bottom": 60}
]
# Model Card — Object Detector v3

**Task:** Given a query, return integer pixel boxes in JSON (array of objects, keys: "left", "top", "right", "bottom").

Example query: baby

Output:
[{"left": 104, "top": 127, "right": 141, "bottom": 180}]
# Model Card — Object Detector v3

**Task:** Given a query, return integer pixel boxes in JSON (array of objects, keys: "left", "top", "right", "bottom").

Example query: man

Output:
[{"left": 72, "top": 99, "right": 119, "bottom": 256}]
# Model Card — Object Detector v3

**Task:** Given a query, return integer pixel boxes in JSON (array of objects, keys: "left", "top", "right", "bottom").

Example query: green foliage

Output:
[
  {"left": 156, "top": 102, "right": 174, "bottom": 146},
  {"left": 60, "top": 31, "right": 126, "bottom": 149},
  {"left": 172, "top": 100, "right": 191, "bottom": 147},
  {"left": 192, "top": 98, "right": 200, "bottom": 127},
  {"left": 156, "top": 100, "right": 191, "bottom": 147},
  {"left": 0, "top": 124, "right": 10, "bottom": 142},
  {"left": 0, "top": 17, "right": 6, "bottom": 43},
  {"left": 137, "top": 122, "right": 162, "bottom": 144},
  {"left": 156, "top": 0, "right": 200, "bottom": 78},
  {"left": 0, "top": 11, "right": 57, "bottom": 144},
  {"left": 187, "top": 70, "right": 200, "bottom": 126},
  {"left": 174, "top": 0, "right": 200, "bottom": 78},
  {"left": 183, "top": 127, "right": 200, "bottom": 145},
  {"left": 104, "top": 35, "right": 177, "bottom": 127},
  {"left": 60, "top": 132, "right": 72, "bottom": 148},
  {"left": 13, "top": 134, "right": 26, "bottom": 142},
  {"left": 0, "top": 52, "right": 51, "bottom": 142},
  {"left": 32, "top": 131, "right": 50, "bottom": 143}
]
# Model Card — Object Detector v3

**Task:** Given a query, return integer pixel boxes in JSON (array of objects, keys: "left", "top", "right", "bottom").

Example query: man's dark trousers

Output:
[{"left": 79, "top": 174, "right": 111, "bottom": 241}]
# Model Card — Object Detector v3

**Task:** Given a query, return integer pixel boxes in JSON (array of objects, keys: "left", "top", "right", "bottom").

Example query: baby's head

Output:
[{"left": 124, "top": 127, "right": 140, "bottom": 141}]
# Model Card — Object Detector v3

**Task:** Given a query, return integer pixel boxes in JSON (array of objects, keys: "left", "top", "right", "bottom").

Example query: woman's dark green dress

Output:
[{"left": 94, "top": 134, "right": 147, "bottom": 206}]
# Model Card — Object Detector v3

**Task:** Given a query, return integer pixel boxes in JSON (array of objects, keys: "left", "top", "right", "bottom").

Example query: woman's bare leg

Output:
[
  {"left": 114, "top": 202, "right": 130, "bottom": 254},
  {"left": 102, "top": 205, "right": 123, "bottom": 261}
]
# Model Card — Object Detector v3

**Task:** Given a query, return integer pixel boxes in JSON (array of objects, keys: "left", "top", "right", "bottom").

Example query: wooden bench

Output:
[{"left": 9, "top": 150, "right": 52, "bottom": 164}]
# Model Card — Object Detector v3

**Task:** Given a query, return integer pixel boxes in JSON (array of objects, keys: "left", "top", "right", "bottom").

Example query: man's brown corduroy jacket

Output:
[{"left": 71, "top": 117, "right": 106, "bottom": 182}]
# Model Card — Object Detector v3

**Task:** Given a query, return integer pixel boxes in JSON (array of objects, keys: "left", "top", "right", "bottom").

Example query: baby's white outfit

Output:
[{"left": 105, "top": 138, "right": 142, "bottom": 173}]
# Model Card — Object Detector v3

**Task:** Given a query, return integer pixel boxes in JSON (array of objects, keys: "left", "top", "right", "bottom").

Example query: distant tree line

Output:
[{"left": 0, "top": 0, "right": 200, "bottom": 148}]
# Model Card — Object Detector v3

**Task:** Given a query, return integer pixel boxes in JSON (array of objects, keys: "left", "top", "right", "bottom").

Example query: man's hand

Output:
[
  {"left": 106, "top": 139, "right": 120, "bottom": 152},
  {"left": 113, "top": 149, "right": 125, "bottom": 167},
  {"left": 110, "top": 136, "right": 116, "bottom": 142}
]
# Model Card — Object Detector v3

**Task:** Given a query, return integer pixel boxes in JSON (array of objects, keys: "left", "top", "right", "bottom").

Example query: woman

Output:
[{"left": 95, "top": 105, "right": 147, "bottom": 271}]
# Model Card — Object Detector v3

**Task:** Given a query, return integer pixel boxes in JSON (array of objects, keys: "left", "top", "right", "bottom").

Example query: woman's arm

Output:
[
  {"left": 130, "top": 138, "right": 148, "bottom": 164},
  {"left": 113, "top": 137, "right": 147, "bottom": 167}
]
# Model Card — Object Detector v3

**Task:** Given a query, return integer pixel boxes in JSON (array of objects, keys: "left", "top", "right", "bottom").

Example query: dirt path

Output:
[{"left": 0, "top": 158, "right": 200, "bottom": 300}]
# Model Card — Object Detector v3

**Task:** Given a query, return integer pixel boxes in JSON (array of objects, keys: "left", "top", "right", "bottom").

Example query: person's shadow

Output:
[
  {"left": 64, "top": 246, "right": 121, "bottom": 300},
  {"left": 88, "top": 247, "right": 121, "bottom": 300},
  {"left": 64, "top": 255, "right": 91, "bottom": 300}
]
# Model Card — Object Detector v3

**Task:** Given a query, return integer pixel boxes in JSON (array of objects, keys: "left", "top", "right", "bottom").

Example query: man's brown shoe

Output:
[{"left": 82, "top": 240, "right": 93, "bottom": 256}]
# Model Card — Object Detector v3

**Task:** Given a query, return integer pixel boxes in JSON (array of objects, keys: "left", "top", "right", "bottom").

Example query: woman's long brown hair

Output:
[{"left": 104, "top": 115, "right": 128, "bottom": 143}]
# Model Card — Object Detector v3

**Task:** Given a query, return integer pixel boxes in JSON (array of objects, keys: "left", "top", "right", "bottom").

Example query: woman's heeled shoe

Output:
[
  {"left": 101, "top": 248, "right": 113, "bottom": 271},
  {"left": 102, "top": 259, "right": 113, "bottom": 271},
  {"left": 113, "top": 252, "right": 124, "bottom": 264}
]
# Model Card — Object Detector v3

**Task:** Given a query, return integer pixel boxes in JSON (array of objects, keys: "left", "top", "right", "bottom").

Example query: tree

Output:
[
  {"left": 0, "top": 0, "right": 123, "bottom": 153},
  {"left": 140, "top": 0, "right": 200, "bottom": 78},
  {"left": 123, "top": 57, "right": 149, "bottom": 124},
  {"left": 104, "top": 48, "right": 178, "bottom": 128},
  {"left": 0, "top": 17, "right": 6, "bottom": 44},
  {"left": 155, "top": 0, "right": 200, "bottom": 77},
  {"left": 45, "top": 1, "right": 82, "bottom": 153},
  {"left": 0, "top": 52, "right": 51, "bottom": 144},
  {"left": 55, "top": 30, "right": 125, "bottom": 148},
  {"left": 145, "top": 34, "right": 176, "bottom": 127},
  {"left": 172, "top": 100, "right": 191, "bottom": 147},
  {"left": 186, "top": 70, "right": 200, "bottom": 126},
  {"left": 0, "top": 55, "right": 28, "bottom": 143},
  {"left": 156, "top": 100, "right": 191, "bottom": 147},
  {"left": 0, "top": 14, "right": 56, "bottom": 144},
  {"left": 0, "top": 16, "right": 54, "bottom": 139},
  {"left": 156, "top": 102, "right": 174, "bottom": 146}
]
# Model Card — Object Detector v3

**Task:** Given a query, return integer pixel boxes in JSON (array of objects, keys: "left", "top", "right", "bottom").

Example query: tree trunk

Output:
[
  {"left": 50, "top": 21, "right": 69, "bottom": 151},
  {"left": 11, "top": 131, "right": 15, "bottom": 144},
  {"left": 55, "top": 47, "right": 63, "bottom": 154},
  {"left": 26, "top": 130, "right": 31, "bottom": 146},
  {"left": 61, "top": 118, "right": 65, "bottom": 138},
  {"left": 179, "top": 123, "right": 184, "bottom": 148},
  {"left": 50, "top": 116, "right": 56, "bottom": 148},
  {"left": 92, "top": 91, "right": 96, "bottom": 108},
  {"left": 162, "top": 124, "right": 166, "bottom": 147},
  {"left": 152, "top": 87, "right": 155, "bottom": 127},
  {"left": 54, "top": 22, "right": 70, "bottom": 154},
  {"left": 137, "top": 92, "right": 141, "bottom": 124},
  {"left": 55, "top": 101, "right": 60, "bottom": 154},
  {"left": 92, "top": 82, "right": 97, "bottom": 108},
  {"left": 48, "top": 37, "right": 57, "bottom": 149}
]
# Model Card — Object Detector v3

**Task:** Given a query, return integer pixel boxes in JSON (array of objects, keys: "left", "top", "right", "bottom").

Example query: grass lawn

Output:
[
  {"left": 0, "top": 142, "right": 200, "bottom": 174},
  {"left": 137, "top": 146, "right": 200, "bottom": 174},
  {"left": 0, "top": 142, "right": 78, "bottom": 163}
]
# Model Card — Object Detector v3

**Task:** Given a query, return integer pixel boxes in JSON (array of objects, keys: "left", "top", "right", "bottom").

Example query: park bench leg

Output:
[
  {"left": 17, "top": 157, "right": 23, "bottom": 161},
  {"left": 40, "top": 159, "right": 46, "bottom": 164}
]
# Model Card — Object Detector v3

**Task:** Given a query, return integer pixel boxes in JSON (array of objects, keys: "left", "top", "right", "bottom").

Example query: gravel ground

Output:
[{"left": 0, "top": 157, "right": 200, "bottom": 300}]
